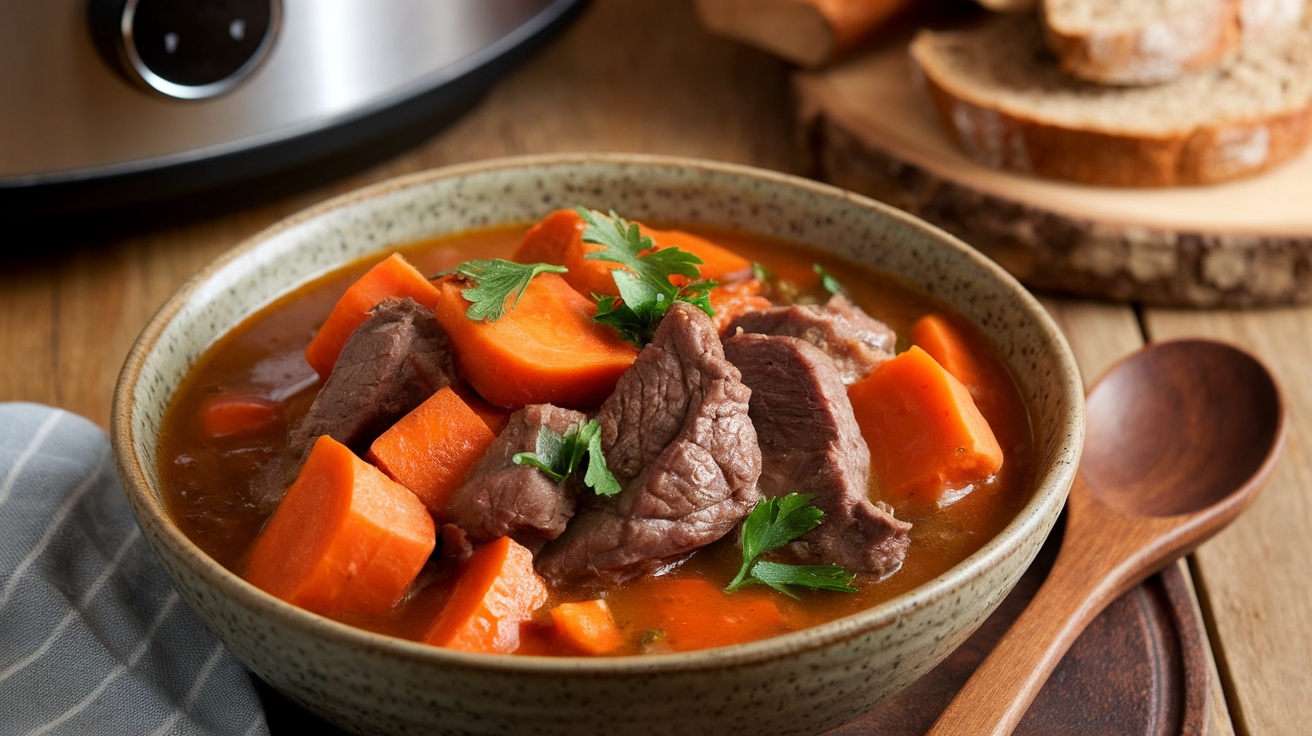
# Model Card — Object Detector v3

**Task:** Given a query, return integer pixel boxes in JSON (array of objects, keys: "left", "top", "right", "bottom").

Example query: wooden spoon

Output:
[{"left": 927, "top": 339, "right": 1287, "bottom": 736}]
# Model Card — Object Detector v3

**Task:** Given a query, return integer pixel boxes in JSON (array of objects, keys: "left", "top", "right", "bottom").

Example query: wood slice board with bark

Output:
[{"left": 793, "top": 34, "right": 1312, "bottom": 307}]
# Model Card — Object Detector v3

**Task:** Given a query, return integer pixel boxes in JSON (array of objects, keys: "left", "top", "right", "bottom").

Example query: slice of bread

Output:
[
  {"left": 908, "top": 11, "right": 1312, "bottom": 186},
  {"left": 1044, "top": 0, "right": 1305, "bottom": 85}
]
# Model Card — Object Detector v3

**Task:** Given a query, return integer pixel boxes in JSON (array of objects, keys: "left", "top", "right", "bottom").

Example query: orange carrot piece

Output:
[
  {"left": 431, "top": 272, "right": 638, "bottom": 409},
  {"left": 910, "top": 314, "right": 982, "bottom": 386},
  {"left": 512, "top": 209, "right": 626, "bottom": 298},
  {"left": 910, "top": 313, "right": 1004, "bottom": 423},
  {"left": 304, "top": 253, "right": 442, "bottom": 380},
  {"left": 511, "top": 212, "right": 753, "bottom": 300},
  {"left": 640, "top": 225, "right": 752, "bottom": 283},
  {"left": 199, "top": 392, "right": 279, "bottom": 439},
  {"left": 243, "top": 435, "right": 436, "bottom": 618},
  {"left": 847, "top": 345, "right": 1004, "bottom": 507},
  {"left": 423, "top": 536, "right": 548, "bottom": 653},
  {"left": 550, "top": 599, "right": 625, "bottom": 655},
  {"left": 451, "top": 385, "right": 511, "bottom": 435},
  {"left": 367, "top": 386, "right": 498, "bottom": 516},
  {"left": 645, "top": 577, "right": 789, "bottom": 652},
  {"left": 708, "top": 278, "right": 773, "bottom": 335}
]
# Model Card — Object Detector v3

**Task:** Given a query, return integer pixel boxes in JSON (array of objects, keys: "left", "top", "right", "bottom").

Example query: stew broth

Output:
[{"left": 157, "top": 221, "right": 1035, "bottom": 656}]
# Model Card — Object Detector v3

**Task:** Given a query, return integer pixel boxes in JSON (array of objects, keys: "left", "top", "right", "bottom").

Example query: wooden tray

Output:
[
  {"left": 256, "top": 515, "right": 1211, "bottom": 734},
  {"left": 793, "top": 30, "right": 1312, "bottom": 307}
]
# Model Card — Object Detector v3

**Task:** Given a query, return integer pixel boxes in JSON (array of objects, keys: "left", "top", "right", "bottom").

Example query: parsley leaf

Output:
[
  {"left": 451, "top": 259, "right": 567, "bottom": 322},
  {"left": 745, "top": 561, "right": 859, "bottom": 597},
  {"left": 813, "top": 263, "right": 846, "bottom": 296},
  {"left": 725, "top": 493, "right": 858, "bottom": 597},
  {"left": 512, "top": 424, "right": 570, "bottom": 482},
  {"left": 576, "top": 207, "right": 717, "bottom": 345},
  {"left": 580, "top": 421, "right": 621, "bottom": 496},
  {"left": 512, "top": 418, "right": 621, "bottom": 497}
]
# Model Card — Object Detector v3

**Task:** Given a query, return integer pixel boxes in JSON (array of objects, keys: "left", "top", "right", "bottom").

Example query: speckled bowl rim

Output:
[{"left": 113, "top": 152, "right": 1083, "bottom": 678}]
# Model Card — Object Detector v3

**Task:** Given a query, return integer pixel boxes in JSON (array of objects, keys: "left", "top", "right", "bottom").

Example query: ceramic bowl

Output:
[{"left": 112, "top": 153, "right": 1084, "bottom": 735}]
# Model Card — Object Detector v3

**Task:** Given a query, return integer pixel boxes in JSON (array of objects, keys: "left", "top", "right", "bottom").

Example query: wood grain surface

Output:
[{"left": 2, "top": 1, "right": 1307, "bottom": 733}]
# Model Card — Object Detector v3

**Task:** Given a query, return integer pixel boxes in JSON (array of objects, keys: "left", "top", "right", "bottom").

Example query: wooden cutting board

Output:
[{"left": 793, "top": 31, "right": 1312, "bottom": 307}]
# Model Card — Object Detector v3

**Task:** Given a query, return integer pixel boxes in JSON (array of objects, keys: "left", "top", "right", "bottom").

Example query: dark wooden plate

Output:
[{"left": 832, "top": 516, "right": 1210, "bottom": 734}]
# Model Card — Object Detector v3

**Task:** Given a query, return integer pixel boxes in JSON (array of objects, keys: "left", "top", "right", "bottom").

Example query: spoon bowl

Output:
[
  {"left": 1083, "top": 339, "right": 1284, "bottom": 517},
  {"left": 928, "top": 338, "right": 1287, "bottom": 736}
]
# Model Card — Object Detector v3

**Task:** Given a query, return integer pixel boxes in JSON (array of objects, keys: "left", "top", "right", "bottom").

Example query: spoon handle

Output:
[{"left": 925, "top": 490, "right": 1146, "bottom": 736}]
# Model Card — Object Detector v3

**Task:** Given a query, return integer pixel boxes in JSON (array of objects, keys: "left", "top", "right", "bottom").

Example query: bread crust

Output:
[
  {"left": 908, "top": 19, "right": 1312, "bottom": 186},
  {"left": 1042, "top": 0, "right": 1304, "bottom": 85},
  {"left": 1043, "top": 0, "right": 1240, "bottom": 85}
]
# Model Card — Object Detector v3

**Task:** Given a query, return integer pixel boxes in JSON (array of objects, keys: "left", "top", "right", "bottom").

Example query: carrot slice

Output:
[
  {"left": 432, "top": 272, "right": 638, "bottom": 409},
  {"left": 511, "top": 211, "right": 753, "bottom": 299},
  {"left": 511, "top": 209, "right": 625, "bottom": 298},
  {"left": 644, "top": 577, "right": 789, "bottom": 652},
  {"left": 550, "top": 599, "right": 624, "bottom": 655},
  {"left": 304, "top": 253, "right": 442, "bottom": 380},
  {"left": 847, "top": 345, "right": 1004, "bottom": 507},
  {"left": 367, "top": 386, "right": 498, "bottom": 516},
  {"left": 199, "top": 392, "right": 279, "bottom": 439},
  {"left": 640, "top": 225, "right": 752, "bottom": 283},
  {"left": 423, "top": 536, "right": 548, "bottom": 653},
  {"left": 243, "top": 435, "right": 436, "bottom": 618},
  {"left": 910, "top": 313, "right": 1005, "bottom": 423}
]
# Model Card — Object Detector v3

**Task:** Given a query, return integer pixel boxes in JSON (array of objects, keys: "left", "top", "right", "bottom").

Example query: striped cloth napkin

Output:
[{"left": 0, "top": 402, "right": 269, "bottom": 736}]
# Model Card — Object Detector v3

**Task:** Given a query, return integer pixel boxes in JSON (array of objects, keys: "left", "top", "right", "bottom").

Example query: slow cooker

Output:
[{"left": 0, "top": 0, "right": 586, "bottom": 222}]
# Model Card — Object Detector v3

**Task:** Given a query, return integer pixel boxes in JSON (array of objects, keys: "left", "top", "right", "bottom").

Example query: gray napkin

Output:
[{"left": 0, "top": 402, "right": 270, "bottom": 736}]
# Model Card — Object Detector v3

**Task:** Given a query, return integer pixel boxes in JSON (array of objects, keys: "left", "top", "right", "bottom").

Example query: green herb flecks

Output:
[
  {"left": 726, "top": 494, "right": 857, "bottom": 598},
  {"left": 576, "top": 207, "right": 717, "bottom": 346},
  {"left": 449, "top": 259, "right": 567, "bottom": 322},
  {"left": 813, "top": 263, "right": 846, "bottom": 297},
  {"left": 750, "top": 261, "right": 802, "bottom": 304},
  {"left": 512, "top": 418, "right": 621, "bottom": 497}
]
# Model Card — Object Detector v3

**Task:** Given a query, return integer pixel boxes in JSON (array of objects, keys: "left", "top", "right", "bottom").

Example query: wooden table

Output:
[{"left": 3, "top": 1, "right": 1306, "bottom": 733}]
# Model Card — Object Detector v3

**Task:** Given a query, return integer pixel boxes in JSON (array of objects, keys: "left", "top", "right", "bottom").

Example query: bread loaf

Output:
[
  {"left": 1043, "top": 0, "right": 1304, "bottom": 84},
  {"left": 694, "top": 0, "right": 915, "bottom": 67},
  {"left": 908, "top": 11, "right": 1312, "bottom": 186}
]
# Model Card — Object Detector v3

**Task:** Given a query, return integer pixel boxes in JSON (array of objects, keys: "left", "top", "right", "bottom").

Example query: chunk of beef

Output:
[
  {"left": 726, "top": 293, "right": 895, "bottom": 383},
  {"left": 285, "top": 297, "right": 455, "bottom": 474},
  {"left": 536, "top": 302, "right": 762, "bottom": 586},
  {"left": 723, "top": 332, "right": 910, "bottom": 580},
  {"left": 444, "top": 404, "right": 588, "bottom": 554}
]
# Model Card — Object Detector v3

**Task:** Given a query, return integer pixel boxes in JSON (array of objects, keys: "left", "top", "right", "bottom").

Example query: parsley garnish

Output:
[
  {"left": 450, "top": 259, "right": 567, "bottom": 322},
  {"left": 813, "top": 263, "right": 846, "bottom": 296},
  {"left": 512, "top": 418, "right": 621, "bottom": 497},
  {"left": 576, "top": 207, "right": 717, "bottom": 345},
  {"left": 725, "top": 494, "right": 857, "bottom": 597}
]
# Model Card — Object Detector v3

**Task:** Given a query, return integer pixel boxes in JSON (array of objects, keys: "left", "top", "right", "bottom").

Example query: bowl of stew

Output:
[{"left": 113, "top": 153, "right": 1083, "bottom": 735}]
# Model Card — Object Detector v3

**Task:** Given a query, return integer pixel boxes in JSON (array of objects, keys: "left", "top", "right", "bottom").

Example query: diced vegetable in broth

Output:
[{"left": 156, "top": 208, "right": 1036, "bottom": 656}]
